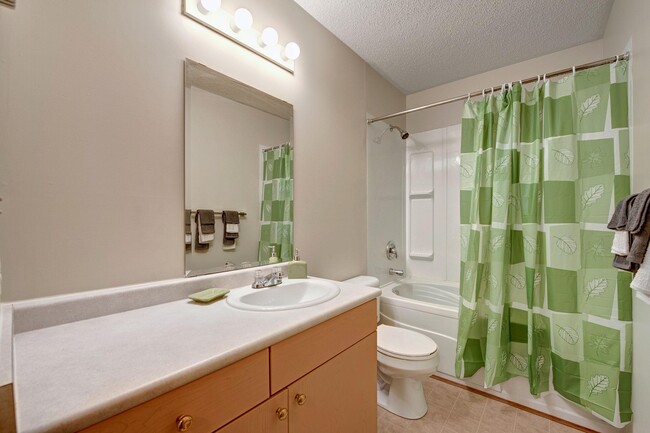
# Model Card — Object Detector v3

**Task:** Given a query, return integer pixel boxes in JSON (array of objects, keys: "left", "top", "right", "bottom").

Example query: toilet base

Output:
[{"left": 377, "top": 376, "right": 428, "bottom": 419}]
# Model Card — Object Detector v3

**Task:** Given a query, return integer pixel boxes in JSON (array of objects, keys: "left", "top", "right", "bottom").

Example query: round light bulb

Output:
[
  {"left": 259, "top": 27, "right": 279, "bottom": 47},
  {"left": 284, "top": 42, "right": 301, "bottom": 60},
  {"left": 232, "top": 8, "right": 253, "bottom": 32},
  {"left": 199, "top": 0, "right": 221, "bottom": 13}
]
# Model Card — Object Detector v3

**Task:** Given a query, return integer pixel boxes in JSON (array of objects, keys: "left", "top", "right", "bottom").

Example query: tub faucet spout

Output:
[{"left": 389, "top": 268, "right": 404, "bottom": 276}]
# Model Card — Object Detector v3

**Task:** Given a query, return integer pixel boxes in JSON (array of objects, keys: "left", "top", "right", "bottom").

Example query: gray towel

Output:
[
  {"left": 607, "top": 194, "right": 638, "bottom": 230},
  {"left": 626, "top": 189, "right": 650, "bottom": 234},
  {"left": 629, "top": 218, "right": 650, "bottom": 264},
  {"left": 222, "top": 211, "right": 240, "bottom": 246},
  {"left": 196, "top": 209, "right": 215, "bottom": 234},
  {"left": 613, "top": 254, "right": 640, "bottom": 272},
  {"left": 185, "top": 209, "right": 192, "bottom": 250}
]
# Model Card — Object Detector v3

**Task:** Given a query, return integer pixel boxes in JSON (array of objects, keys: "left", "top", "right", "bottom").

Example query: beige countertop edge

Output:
[{"left": 17, "top": 287, "right": 380, "bottom": 433}]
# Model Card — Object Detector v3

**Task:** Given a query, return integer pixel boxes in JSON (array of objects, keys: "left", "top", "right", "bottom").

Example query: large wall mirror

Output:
[{"left": 185, "top": 59, "right": 294, "bottom": 277}]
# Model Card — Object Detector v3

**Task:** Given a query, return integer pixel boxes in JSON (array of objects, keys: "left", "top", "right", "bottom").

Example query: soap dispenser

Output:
[
  {"left": 268, "top": 246, "right": 279, "bottom": 263},
  {"left": 287, "top": 248, "right": 308, "bottom": 279}
]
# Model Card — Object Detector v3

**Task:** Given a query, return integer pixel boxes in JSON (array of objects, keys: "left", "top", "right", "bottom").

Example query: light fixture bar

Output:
[{"left": 182, "top": 0, "right": 298, "bottom": 74}]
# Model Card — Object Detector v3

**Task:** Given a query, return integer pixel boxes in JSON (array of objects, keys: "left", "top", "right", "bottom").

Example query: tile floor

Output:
[{"left": 377, "top": 377, "right": 586, "bottom": 433}]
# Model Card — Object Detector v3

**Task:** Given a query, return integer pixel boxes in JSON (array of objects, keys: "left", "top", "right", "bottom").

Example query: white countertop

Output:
[{"left": 10, "top": 277, "right": 380, "bottom": 433}]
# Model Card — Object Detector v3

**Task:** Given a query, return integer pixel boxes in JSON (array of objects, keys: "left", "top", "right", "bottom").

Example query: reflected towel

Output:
[
  {"left": 196, "top": 210, "right": 215, "bottom": 248},
  {"left": 222, "top": 211, "right": 240, "bottom": 247}
]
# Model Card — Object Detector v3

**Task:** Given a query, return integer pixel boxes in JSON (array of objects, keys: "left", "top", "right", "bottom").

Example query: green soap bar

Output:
[{"left": 188, "top": 288, "right": 230, "bottom": 303}]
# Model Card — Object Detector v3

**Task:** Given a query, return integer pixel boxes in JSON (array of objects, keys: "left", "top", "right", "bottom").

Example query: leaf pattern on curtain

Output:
[
  {"left": 455, "top": 61, "right": 632, "bottom": 427},
  {"left": 258, "top": 144, "right": 293, "bottom": 262}
]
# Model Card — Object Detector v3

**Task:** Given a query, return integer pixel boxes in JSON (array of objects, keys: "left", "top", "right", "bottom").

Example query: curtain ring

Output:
[
  {"left": 572, "top": 66, "right": 576, "bottom": 75},
  {"left": 543, "top": 73, "right": 547, "bottom": 81},
  {"left": 501, "top": 83, "right": 506, "bottom": 94},
  {"left": 615, "top": 54, "right": 620, "bottom": 64},
  {"left": 482, "top": 88, "right": 485, "bottom": 97},
  {"left": 467, "top": 92, "right": 471, "bottom": 101}
]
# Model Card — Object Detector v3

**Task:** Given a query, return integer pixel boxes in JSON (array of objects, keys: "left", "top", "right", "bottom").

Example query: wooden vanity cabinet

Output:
[
  {"left": 81, "top": 350, "right": 270, "bottom": 433},
  {"left": 82, "top": 300, "right": 377, "bottom": 433},
  {"left": 217, "top": 301, "right": 377, "bottom": 433},
  {"left": 216, "top": 390, "right": 289, "bottom": 433},
  {"left": 217, "top": 333, "right": 376, "bottom": 433}
]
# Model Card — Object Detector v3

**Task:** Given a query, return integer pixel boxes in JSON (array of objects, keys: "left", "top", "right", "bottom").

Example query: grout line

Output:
[
  {"left": 440, "top": 386, "right": 461, "bottom": 432},
  {"left": 474, "top": 399, "right": 487, "bottom": 433},
  {"left": 429, "top": 375, "right": 598, "bottom": 433}
]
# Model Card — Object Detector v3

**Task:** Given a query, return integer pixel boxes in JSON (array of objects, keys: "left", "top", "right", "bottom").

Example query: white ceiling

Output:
[{"left": 294, "top": 0, "right": 614, "bottom": 94}]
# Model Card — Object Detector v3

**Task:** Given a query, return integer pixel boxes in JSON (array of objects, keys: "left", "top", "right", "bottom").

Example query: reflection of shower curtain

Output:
[
  {"left": 455, "top": 61, "right": 632, "bottom": 426},
  {"left": 258, "top": 144, "right": 294, "bottom": 262}
]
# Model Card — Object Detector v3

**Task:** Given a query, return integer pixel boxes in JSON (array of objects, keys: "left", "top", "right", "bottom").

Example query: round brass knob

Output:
[
  {"left": 176, "top": 415, "right": 193, "bottom": 432},
  {"left": 276, "top": 407, "right": 289, "bottom": 421},
  {"left": 295, "top": 393, "right": 307, "bottom": 406}
]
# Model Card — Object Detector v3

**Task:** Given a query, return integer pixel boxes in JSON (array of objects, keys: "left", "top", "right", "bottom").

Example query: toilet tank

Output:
[{"left": 342, "top": 275, "right": 381, "bottom": 322}]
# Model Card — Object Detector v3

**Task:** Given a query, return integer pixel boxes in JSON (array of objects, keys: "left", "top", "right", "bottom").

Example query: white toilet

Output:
[{"left": 343, "top": 276, "right": 439, "bottom": 420}]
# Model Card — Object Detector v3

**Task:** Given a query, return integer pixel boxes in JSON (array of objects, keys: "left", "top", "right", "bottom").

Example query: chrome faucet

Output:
[
  {"left": 389, "top": 268, "right": 404, "bottom": 277},
  {"left": 252, "top": 268, "right": 283, "bottom": 288}
]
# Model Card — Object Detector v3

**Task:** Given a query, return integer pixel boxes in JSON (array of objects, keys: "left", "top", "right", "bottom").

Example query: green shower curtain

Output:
[
  {"left": 258, "top": 144, "right": 294, "bottom": 263},
  {"left": 455, "top": 61, "right": 632, "bottom": 426}
]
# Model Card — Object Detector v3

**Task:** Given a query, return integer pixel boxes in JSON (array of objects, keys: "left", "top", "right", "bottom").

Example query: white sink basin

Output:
[{"left": 226, "top": 279, "right": 341, "bottom": 311}]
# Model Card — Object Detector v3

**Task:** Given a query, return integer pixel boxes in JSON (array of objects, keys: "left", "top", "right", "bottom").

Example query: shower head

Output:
[{"left": 389, "top": 125, "right": 409, "bottom": 140}]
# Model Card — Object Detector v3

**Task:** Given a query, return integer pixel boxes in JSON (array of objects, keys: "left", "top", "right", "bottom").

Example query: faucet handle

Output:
[{"left": 272, "top": 267, "right": 284, "bottom": 281}]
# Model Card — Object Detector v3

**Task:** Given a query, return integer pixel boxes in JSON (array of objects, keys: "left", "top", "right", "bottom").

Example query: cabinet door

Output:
[
  {"left": 288, "top": 333, "right": 377, "bottom": 433},
  {"left": 81, "top": 350, "right": 269, "bottom": 433},
  {"left": 216, "top": 390, "right": 288, "bottom": 433}
]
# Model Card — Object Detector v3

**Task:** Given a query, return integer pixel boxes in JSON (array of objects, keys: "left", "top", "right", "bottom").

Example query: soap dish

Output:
[{"left": 188, "top": 288, "right": 230, "bottom": 303}]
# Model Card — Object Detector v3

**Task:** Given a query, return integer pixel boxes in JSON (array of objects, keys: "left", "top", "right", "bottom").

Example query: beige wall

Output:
[
  {"left": 365, "top": 64, "right": 406, "bottom": 129},
  {"left": 0, "top": 0, "right": 403, "bottom": 301},
  {"left": 603, "top": 1, "right": 650, "bottom": 432},
  {"left": 406, "top": 40, "right": 605, "bottom": 133}
]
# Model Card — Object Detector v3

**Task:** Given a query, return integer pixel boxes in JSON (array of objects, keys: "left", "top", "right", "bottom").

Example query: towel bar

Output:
[{"left": 189, "top": 210, "right": 247, "bottom": 218}]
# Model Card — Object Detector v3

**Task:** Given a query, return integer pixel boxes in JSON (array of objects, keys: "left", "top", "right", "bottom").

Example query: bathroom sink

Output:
[{"left": 226, "top": 279, "right": 341, "bottom": 311}]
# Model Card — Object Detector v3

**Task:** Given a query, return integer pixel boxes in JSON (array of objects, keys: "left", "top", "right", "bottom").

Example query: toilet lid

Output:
[{"left": 377, "top": 324, "right": 438, "bottom": 360}]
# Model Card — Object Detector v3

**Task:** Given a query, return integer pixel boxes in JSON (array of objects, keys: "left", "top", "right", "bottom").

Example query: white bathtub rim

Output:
[{"left": 380, "top": 279, "right": 459, "bottom": 320}]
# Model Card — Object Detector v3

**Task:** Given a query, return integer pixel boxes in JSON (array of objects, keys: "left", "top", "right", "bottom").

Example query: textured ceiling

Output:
[{"left": 293, "top": 0, "right": 614, "bottom": 94}]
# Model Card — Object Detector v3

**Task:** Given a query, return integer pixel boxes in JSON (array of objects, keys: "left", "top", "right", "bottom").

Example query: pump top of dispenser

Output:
[{"left": 269, "top": 246, "right": 279, "bottom": 263}]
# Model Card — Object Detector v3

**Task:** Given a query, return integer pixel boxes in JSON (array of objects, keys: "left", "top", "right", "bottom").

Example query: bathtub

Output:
[
  {"left": 379, "top": 279, "right": 459, "bottom": 376},
  {"left": 379, "top": 278, "right": 621, "bottom": 432}
]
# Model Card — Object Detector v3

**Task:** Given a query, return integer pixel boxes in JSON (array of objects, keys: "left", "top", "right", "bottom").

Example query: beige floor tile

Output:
[
  {"left": 477, "top": 399, "right": 517, "bottom": 433},
  {"left": 424, "top": 378, "right": 461, "bottom": 410},
  {"left": 549, "top": 421, "right": 584, "bottom": 433},
  {"left": 444, "top": 412, "right": 482, "bottom": 433},
  {"left": 452, "top": 389, "right": 488, "bottom": 420},
  {"left": 378, "top": 402, "right": 449, "bottom": 433},
  {"left": 514, "top": 410, "right": 550, "bottom": 433}
]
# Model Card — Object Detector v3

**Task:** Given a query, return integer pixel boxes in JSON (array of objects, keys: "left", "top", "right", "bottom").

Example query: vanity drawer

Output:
[
  {"left": 269, "top": 300, "right": 377, "bottom": 393},
  {"left": 81, "top": 349, "right": 269, "bottom": 433}
]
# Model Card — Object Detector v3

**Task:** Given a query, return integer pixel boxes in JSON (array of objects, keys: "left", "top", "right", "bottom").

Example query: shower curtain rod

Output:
[{"left": 367, "top": 52, "right": 630, "bottom": 124}]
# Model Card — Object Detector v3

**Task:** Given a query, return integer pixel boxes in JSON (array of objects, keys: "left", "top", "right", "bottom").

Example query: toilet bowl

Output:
[{"left": 343, "top": 275, "right": 440, "bottom": 419}]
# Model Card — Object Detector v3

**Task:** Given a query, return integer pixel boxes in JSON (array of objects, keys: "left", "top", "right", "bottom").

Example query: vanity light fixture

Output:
[
  {"left": 231, "top": 8, "right": 253, "bottom": 32},
  {"left": 259, "top": 27, "right": 279, "bottom": 48},
  {"left": 283, "top": 42, "right": 301, "bottom": 61},
  {"left": 182, "top": 1, "right": 301, "bottom": 73},
  {"left": 198, "top": 0, "right": 221, "bottom": 13}
]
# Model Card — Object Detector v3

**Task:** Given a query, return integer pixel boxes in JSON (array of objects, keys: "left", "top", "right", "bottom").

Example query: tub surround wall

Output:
[
  {"left": 366, "top": 119, "right": 406, "bottom": 286},
  {"left": 0, "top": 0, "right": 405, "bottom": 302},
  {"left": 406, "top": 126, "right": 460, "bottom": 283}
]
